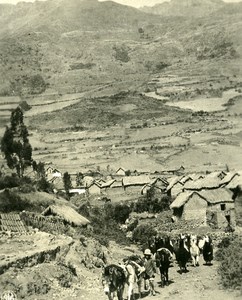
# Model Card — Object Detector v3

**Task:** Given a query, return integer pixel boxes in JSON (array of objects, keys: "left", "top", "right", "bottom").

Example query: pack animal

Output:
[
  {"left": 125, "top": 255, "right": 146, "bottom": 299},
  {"left": 189, "top": 234, "right": 200, "bottom": 267},
  {"left": 174, "top": 234, "right": 190, "bottom": 273},
  {"left": 102, "top": 264, "right": 126, "bottom": 300},
  {"left": 203, "top": 235, "right": 213, "bottom": 265},
  {"left": 155, "top": 248, "right": 172, "bottom": 287}
]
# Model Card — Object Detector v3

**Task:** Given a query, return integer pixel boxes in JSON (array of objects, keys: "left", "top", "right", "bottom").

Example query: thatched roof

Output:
[
  {"left": 122, "top": 175, "right": 150, "bottom": 187},
  {"left": 170, "top": 191, "right": 195, "bottom": 209},
  {"left": 101, "top": 179, "right": 116, "bottom": 188},
  {"left": 110, "top": 180, "right": 123, "bottom": 188},
  {"left": 184, "top": 176, "right": 221, "bottom": 190},
  {"left": 226, "top": 175, "right": 242, "bottom": 189},
  {"left": 198, "top": 188, "right": 234, "bottom": 204},
  {"left": 42, "top": 205, "right": 90, "bottom": 226},
  {"left": 149, "top": 177, "right": 169, "bottom": 186},
  {"left": 170, "top": 188, "right": 234, "bottom": 209},
  {"left": 166, "top": 176, "right": 184, "bottom": 191},
  {"left": 116, "top": 167, "right": 126, "bottom": 173},
  {"left": 220, "top": 172, "right": 239, "bottom": 186}
]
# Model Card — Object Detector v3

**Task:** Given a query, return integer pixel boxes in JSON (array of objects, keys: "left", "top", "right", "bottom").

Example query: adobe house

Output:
[
  {"left": 87, "top": 181, "right": 102, "bottom": 195},
  {"left": 166, "top": 176, "right": 185, "bottom": 199},
  {"left": 170, "top": 188, "right": 236, "bottom": 228},
  {"left": 116, "top": 167, "right": 126, "bottom": 176},
  {"left": 141, "top": 177, "right": 168, "bottom": 195},
  {"left": 106, "top": 180, "right": 124, "bottom": 197}
]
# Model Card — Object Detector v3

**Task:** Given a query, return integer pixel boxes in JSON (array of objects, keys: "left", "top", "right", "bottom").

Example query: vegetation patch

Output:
[{"left": 217, "top": 235, "right": 242, "bottom": 292}]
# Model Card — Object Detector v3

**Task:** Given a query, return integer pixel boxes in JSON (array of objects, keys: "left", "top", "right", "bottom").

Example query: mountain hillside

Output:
[
  {"left": 141, "top": 0, "right": 226, "bottom": 17},
  {"left": 0, "top": 0, "right": 241, "bottom": 98},
  {"left": 0, "top": 0, "right": 159, "bottom": 38}
]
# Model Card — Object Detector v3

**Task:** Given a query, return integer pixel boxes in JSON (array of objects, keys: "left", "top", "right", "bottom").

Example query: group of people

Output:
[
  {"left": 123, "top": 248, "right": 158, "bottom": 298},
  {"left": 102, "top": 233, "right": 213, "bottom": 300}
]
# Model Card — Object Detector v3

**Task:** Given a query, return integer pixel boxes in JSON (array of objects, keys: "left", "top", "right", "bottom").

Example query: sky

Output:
[{"left": 0, "top": 0, "right": 242, "bottom": 7}]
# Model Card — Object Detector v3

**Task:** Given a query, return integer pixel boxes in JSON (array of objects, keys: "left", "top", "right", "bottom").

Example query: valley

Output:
[{"left": 0, "top": 1, "right": 242, "bottom": 300}]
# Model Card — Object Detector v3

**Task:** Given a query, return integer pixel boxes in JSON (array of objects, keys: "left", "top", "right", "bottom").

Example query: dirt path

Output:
[{"left": 77, "top": 256, "right": 240, "bottom": 300}]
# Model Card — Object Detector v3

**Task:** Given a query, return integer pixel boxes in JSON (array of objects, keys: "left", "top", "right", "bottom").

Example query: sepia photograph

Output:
[{"left": 0, "top": 0, "right": 242, "bottom": 299}]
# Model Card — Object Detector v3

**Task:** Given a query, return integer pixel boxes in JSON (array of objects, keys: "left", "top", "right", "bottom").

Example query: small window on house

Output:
[{"left": 221, "top": 204, "right": 226, "bottom": 211}]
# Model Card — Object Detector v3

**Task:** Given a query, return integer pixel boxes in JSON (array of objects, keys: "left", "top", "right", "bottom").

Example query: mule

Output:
[
  {"left": 189, "top": 235, "right": 200, "bottom": 267},
  {"left": 102, "top": 264, "right": 126, "bottom": 300},
  {"left": 155, "top": 248, "right": 172, "bottom": 287}
]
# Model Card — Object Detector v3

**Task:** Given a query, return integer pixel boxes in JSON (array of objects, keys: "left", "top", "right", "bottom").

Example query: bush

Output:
[
  {"left": 0, "top": 175, "right": 32, "bottom": 190},
  {"left": 0, "top": 189, "right": 34, "bottom": 213},
  {"left": 0, "top": 175, "right": 20, "bottom": 189},
  {"left": 19, "top": 183, "right": 36, "bottom": 193},
  {"left": 113, "top": 45, "right": 130, "bottom": 63},
  {"left": 36, "top": 177, "right": 54, "bottom": 193},
  {"left": 217, "top": 235, "right": 242, "bottom": 291},
  {"left": 77, "top": 204, "right": 130, "bottom": 247},
  {"left": 132, "top": 224, "right": 157, "bottom": 246},
  {"left": 70, "top": 62, "right": 95, "bottom": 70}
]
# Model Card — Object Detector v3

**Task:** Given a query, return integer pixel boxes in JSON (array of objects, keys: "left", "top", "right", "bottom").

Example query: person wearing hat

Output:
[
  {"left": 123, "top": 257, "right": 137, "bottom": 300},
  {"left": 143, "top": 249, "right": 157, "bottom": 296}
]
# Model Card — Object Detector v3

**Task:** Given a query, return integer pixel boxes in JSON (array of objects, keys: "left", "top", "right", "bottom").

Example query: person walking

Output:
[{"left": 143, "top": 248, "right": 157, "bottom": 296}]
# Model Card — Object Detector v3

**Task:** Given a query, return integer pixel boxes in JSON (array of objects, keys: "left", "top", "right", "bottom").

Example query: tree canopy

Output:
[{"left": 1, "top": 107, "right": 32, "bottom": 177}]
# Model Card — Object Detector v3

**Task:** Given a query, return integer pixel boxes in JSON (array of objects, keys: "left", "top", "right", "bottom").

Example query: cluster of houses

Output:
[{"left": 46, "top": 165, "right": 242, "bottom": 229}]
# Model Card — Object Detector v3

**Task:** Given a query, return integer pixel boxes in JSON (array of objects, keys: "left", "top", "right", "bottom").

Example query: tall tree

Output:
[
  {"left": 1, "top": 107, "right": 32, "bottom": 177},
  {"left": 63, "top": 172, "right": 72, "bottom": 198}
]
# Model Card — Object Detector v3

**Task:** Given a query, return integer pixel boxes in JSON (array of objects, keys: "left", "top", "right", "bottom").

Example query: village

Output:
[
  {"left": 30, "top": 163, "right": 241, "bottom": 231},
  {"left": 0, "top": 160, "right": 242, "bottom": 300}
]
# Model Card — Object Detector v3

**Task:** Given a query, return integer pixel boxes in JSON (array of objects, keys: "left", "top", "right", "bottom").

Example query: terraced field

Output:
[{"left": 0, "top": 73, "right": 235, "bottom": 175}]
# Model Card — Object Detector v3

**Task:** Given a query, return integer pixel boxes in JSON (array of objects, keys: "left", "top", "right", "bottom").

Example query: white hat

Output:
[{"left": 144, "top": 249, "right": 152, "bottom": 256}]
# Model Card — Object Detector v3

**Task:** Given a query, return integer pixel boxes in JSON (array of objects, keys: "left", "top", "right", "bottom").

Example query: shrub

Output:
[
  {"left": 132, "top": 224, "right": 157, "bottom": 246},
  {"left": 28, "top": 74, "right": 46, "bottom": 94},
  {"left": 77, "top": 204, "right": 130, "bottom": 247},
  {"left": 217, "top": 235, "right": 242, "bottom": 291},
  {"left": 36, "top": 177, "right": 54, "bottom": 193},
  {"left": 113, "top": 45, "right": 130, "bottom": 63},
  {"left": 70, "top": 62, "right": 95, "bottom": 70},
  {"left": 0, "top": 175, "right": 20, "bottom": 189},
  {"left": 0, "top": 189, "right": 34, "bottom": 213},
  {"left": 19, "top": 183, "right": 36, "bottom": 193}
]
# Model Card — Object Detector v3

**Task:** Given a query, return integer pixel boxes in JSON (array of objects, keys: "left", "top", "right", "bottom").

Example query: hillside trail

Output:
[{"left": 77, "top": 255, "right": 240, "bottom": 300}]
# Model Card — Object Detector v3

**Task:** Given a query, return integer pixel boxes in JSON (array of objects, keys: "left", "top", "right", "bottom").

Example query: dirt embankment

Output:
[{"left": 0, "top": 232, "right": 241, "bottom": 300}]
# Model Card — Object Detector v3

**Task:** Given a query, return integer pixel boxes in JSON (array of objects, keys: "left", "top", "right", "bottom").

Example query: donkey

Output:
[{"left": 102, "top": 264, "right": 126, "bottom": 300}]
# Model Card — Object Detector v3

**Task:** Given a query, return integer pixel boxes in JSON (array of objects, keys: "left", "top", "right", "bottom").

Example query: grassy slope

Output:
[{"left": 0, "top": 0, "right": 242, "bottom": 97}]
